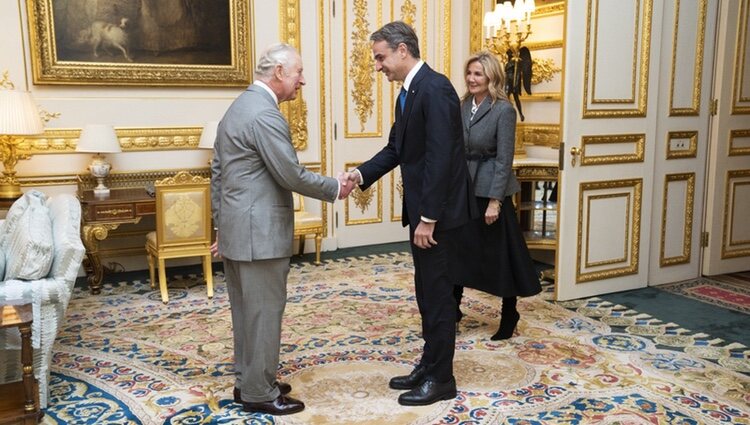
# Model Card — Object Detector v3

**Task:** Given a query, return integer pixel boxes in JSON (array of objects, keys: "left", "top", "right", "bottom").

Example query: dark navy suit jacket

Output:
[{"left": 358, "top": 64, "right": 476, "bottom": 232}]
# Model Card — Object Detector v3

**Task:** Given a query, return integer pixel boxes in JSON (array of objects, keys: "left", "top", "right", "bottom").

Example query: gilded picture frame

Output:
[{"left": 27, "top": 0, "right": 252, "bottom": 87}]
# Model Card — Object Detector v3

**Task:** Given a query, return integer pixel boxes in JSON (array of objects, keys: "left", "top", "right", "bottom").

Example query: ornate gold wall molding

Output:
[
  {"left": 319, "top": 0, "right": 330, "bottom": 237},
  {"left": 516, "top": 124, "right": 561, "bottom": 149},
  {"left": 469, "top": 0, "right": 483, "bottom": 54},
  {"left": 660, "top": 173, "right": 695, "bottom": 266},
  {"left": 350, "top": 0, "right": 376, "bottom": 132},
  {"left": 526, "top": 40, "right": 564, "bottom": 51},
  {"left": 531, "top": 58, "right": 562, "bottom": 85},
  {"left": 442, "top": 0, "right": 452, "bottom": 76},
  {"left": 669, "top": 0, "right": 707, "bottom": 116},
  {"left": 16, "top": 127, "right": 204, "bottom": 154},
  {"left": 344, "top": 161, "right": 382, "bottom": 225},
  {"left": 534, "top": 1, "right": 566, "bottom": 18},
  {"left": 280, "top": 0, "right": 309, "bottom": 150}
]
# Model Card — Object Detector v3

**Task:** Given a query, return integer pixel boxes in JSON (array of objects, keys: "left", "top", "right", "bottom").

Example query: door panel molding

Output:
[
  {"left": 576, "top": 179, "right": 643, "bottom": 283},
  {"left": 722, "top": 169, "right": 750, "bottom": 258},
  {"left": 732, "top": 0, "right": 750, "bottom": 114},
  {"left": 660, "top": 173, "right": 695, "bottom": 266},
  {"left": 729, "top": 129, "right": 750, "bottom": 156},
  {"left": 583, "top": 0, "right": 653, "bottom": 117},
  {"left": 668, "top": 0, "right": 708, "bottom": 116},
  {"left": 580, "top": 134, "right": 645, "bottom": 165}
]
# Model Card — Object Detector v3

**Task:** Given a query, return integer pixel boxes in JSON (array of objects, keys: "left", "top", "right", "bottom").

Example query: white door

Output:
[
  {"left": 647, "top": 0, "right": 719, "bottom": 285},
  {"left": 703, "top": 0, "right": 750, "bottom": 275},
  {"left": 556, "top": 0, "right": 662, "bottom": 300},
  {"left": 328, "top": 0, "right": 452, "bottom": 248}
]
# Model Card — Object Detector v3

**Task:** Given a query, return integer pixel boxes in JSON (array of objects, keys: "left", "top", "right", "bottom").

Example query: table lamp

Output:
[
  {"left": 0, "top": 85, "right": 44, "bottom": 201},
  {"left": 198, "top": 121, "right": 219, "bottom": 150},
  {"left": 76, "top": 124, "right": 122, "bottom": 197}
]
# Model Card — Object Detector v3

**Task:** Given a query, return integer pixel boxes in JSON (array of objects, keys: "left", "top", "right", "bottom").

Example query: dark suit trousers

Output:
[{"left": 409, "top": 225, "right": 459, "bottom": 382}]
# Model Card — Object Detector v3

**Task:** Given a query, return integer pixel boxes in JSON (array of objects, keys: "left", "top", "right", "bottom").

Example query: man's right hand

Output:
[{"left": 210, "top": 231, "right": 222, "bottom": 258}]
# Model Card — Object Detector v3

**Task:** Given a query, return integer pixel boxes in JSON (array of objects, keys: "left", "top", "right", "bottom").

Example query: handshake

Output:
[{"left": 337, "top": 171, "right": 361, "bottom": 200}]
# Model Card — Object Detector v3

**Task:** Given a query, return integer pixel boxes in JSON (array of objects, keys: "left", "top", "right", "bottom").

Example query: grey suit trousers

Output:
[{"left": 223, "top": 256, "right": 290, "bottom": 403}]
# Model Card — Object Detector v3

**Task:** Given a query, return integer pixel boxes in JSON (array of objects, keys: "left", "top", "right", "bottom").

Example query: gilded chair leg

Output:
[
  {"left": 147, "top": 253, "right": 156, "bottom": 289},
  {"left": 203, "top": 254, "right": 214, "bottom": 299},
  {"left": 158, "top": 258, "right": 169, "bottom": 304},
  {"left": 314, "top": 233, "right": 322, "bottom": 265}
]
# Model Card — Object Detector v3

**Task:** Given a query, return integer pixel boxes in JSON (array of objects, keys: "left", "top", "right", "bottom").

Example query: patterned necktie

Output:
[{"left": 399, "top": 87, "right": 407, "bottom": 114}]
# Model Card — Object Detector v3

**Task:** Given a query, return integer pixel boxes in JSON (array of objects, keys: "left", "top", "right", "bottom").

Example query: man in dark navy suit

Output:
[{"left": 350, "top": 21, "right": 475, "bottom": 406}]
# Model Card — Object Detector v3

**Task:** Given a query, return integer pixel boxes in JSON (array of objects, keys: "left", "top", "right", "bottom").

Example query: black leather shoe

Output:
[
  {"left": 242, "top": 394, "right": 305, "bottom": 415},
  {"left": 398, "top": 377, "right": 457, "bottom": 406},
  {"left": 389, "top": 365, "right": 427, "bottom": 390},
  {"left": 234, "top": 382, "right": 292, "bottom": 403}
]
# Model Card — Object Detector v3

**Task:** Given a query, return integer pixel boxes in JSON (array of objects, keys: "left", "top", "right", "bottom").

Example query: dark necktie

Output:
[{"left": 399, "top": 87, "right": 407, "bottom": 114}]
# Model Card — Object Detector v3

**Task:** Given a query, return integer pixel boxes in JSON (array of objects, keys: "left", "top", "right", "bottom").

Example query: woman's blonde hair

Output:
[{"left": 461, "top": 51, "right": 508, "bottom": 104}]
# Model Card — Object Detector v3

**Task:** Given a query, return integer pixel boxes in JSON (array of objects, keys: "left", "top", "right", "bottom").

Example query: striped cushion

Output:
[{"left": 3, "top": 191, "right": 54, "bottom": 280}]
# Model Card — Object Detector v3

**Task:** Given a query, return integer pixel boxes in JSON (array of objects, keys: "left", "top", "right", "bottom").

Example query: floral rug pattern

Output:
[{"left": 44, "top": 253, "right": 750, "bottom": 424}]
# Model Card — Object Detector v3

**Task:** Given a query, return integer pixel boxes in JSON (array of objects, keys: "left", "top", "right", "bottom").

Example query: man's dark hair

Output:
[{"left": 370, "top": 21, "right": 420, "bottom": 59}]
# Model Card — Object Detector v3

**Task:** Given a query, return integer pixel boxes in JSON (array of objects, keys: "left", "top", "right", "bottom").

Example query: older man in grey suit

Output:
[{"left": 210, "top": 43, "right": 353, "bottom": 416}]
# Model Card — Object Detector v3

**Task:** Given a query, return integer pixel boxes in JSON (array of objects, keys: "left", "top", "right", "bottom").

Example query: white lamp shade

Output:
[
  {"left": 0, "top": 89, "right": 44, "bottom": 135},
  {"left": 198, "top": 121, "right": 219, "bottom": 149},
  {"left": 76, "top": 124, "right": 122, "bottom": 153}
]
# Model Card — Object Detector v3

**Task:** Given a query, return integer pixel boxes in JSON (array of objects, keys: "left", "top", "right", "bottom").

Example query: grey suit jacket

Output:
[
  {"left": 462, "top": 97, "right": 521, "bottom": 200},
  {"left": 211, "top": 84, "right": 338, "bottom": 262}
]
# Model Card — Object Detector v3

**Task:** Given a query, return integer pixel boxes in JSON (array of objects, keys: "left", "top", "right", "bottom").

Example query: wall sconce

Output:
[
  {"left": 0, "top": 74, "right": 44, "bottom": 202},
  {"left": 75, "top": 124, "right": 122, "bottom": 197},
  {"left": 483, "top": 0, "right": 535, "bottom": 120}
]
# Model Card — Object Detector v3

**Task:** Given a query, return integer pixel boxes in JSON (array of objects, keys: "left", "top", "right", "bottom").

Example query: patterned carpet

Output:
[
  {"left": 44, "top": 253, "right": 750, "bottom": 424},
  {"left": 658, "top": 272, "right": 750, "bottom": 314}
]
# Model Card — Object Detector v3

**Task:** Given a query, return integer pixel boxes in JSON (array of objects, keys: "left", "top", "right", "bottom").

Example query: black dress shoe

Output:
[
  {"left": 242, "top": 394, "right": 305, "bottom": 415},
  {"left": 234, "top": 382, "right": 292, "bottom": 403},
  {"left": 398, "top": 377, "right": 457, "bottom": 406},
  {"left": 389, "top": 365, "right": 426, "bottom": 390}
]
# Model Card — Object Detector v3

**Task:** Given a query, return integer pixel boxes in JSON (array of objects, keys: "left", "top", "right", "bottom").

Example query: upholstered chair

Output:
[
  {"left": 0, "top": 191, "right": 85, "bottom": 408},
  {"left": 145, "top": 171, "right": 213, "bottom": 303},
  {"left": 293, "top": 193, "right": 324, "bottom": 265}
]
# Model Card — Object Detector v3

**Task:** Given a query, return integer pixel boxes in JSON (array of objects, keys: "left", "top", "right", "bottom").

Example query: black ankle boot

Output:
[{"left": 491, "top": 297, "right": 519, "bottom": 340}]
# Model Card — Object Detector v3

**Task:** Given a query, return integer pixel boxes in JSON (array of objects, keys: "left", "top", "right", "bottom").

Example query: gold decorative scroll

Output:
[
  {"left": 531, "top": 58, "right": 562, "bottom": 85},
  {"left": 280, "top": 0, "right": 309, "bottom": 150},
  {"left": 350, "top": 0, "right": 376, "bottom": 132},
  {"left": 469, "top": 0, "right": 483, "bottom": 54},
  {"left": 401, "top": 0, "right": 417, "bottom": 26},
  {"left": 516, "top": 124, "right": 561, "bottom": 149}
]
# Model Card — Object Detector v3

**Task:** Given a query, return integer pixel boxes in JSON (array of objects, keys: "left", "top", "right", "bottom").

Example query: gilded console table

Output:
[{"left": 78, "top": 188, "right": 155, "bottom": 294}]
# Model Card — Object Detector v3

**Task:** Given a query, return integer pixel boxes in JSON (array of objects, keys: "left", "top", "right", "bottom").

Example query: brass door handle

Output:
[{"left": 570, "top": 146, "right": 582, "bottom": 167}]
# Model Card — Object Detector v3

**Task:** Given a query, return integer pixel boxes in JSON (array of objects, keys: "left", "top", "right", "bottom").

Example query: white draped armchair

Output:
[{"left": 0, "top": 191, "right": 85, "bottom": 408}]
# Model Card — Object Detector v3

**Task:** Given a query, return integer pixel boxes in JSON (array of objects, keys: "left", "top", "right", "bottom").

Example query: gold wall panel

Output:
[
  {"left": 345, "top": 0, "right": 383, "bottom": 137},
  {"left": 534, "top": 1, "right": 566, "bottom": 17},
  {"left": 345, "top": 161, "right": 383, "bottom": 225},
  {"left": 441, "top": 0, "right": 452, "bottom": 76},
  {"left": 390, "top": 168, "right": 403, "bottom": 222},
  {"left": 516, "top": 124, "right": 561, "bottom": 149},
  {"left": 469, "top": 0, "right": 483, "bottom": 55},
  {"left": 390, "top": 0, "right": 428, "bottom": 61},
  {"left": 585, "top": 193, "right": 631, "bottom": 268},
  {"left": 733, "top": 0, "right": 750, "bottom": 114},
  {"left": 280, "top": 0, "right": 309, "bottom": 150},
  {"left": 722, "top": 169, "right": 750, "bottom": 258},
  {"left": 729, "top": 129, "right": 750, "bottom": 156},
  {"left": 580, "top": 134, "right": 645, "bottom": 165},
  {"left": 660, "top": 173, "right": 695, "bottom": 266},
  {"left": 668, "top": 0, "right": 707, "bottom": 116},
  {"left": 576, "top": 178, "right": 643, "bottom": 283},
  {"left": 583, "top": 0, "right": 652, "bottom": 118},
  {"left": 16, "top": 127, "right": 204, "bottom": 153},
  {"left": 666, "top": 130, "right": 699, "bottom": 159}
]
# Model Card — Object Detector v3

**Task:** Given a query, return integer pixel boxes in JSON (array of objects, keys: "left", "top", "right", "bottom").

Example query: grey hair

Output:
[
  {"left": 370, "top": 21, "right": 420, "bottom": 59},
  {"left": 254, "top": 43, "right": 297, "bottom": 79}
]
